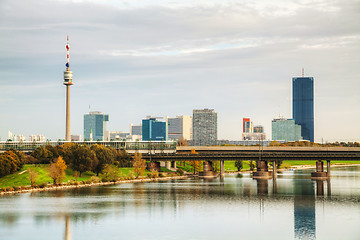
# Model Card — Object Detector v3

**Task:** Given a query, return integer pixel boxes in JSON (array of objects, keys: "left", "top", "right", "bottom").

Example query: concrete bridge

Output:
[{"left": 142, "top": 146, "right": 360, "bottom": 179}]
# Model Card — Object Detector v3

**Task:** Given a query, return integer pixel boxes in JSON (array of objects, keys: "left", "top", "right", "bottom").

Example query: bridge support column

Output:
[
  {"left": 311, "top": 160, "right": 328, "bottom": 179},
  {"left": 165, "top": 161, "right": 171, "bottom": 170},
  {"left": 253, "top": 161, "right": 271, "bottom": 179},
  {"left": 272, "top": 160, "right": 277, "bottom": 179},
  {"left": 199, "top": 161, "right": 218, "bottom": 178},
  {"left": 220, "top": 160, "right": 225, "bottom": 176},
  {"left": 327, "top": 160, "right": 331, "bottom": 177}
]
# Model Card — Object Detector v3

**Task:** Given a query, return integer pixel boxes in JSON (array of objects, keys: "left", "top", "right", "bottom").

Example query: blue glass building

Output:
[
  {"left": 292, "top": 77, "right": 314, "bottom": 142},
  {"left": 84, "top": 111, "right": 109, "bottom": 141},
  {"left": 142, "top": 118, "right": 167, "bottom": 141}
]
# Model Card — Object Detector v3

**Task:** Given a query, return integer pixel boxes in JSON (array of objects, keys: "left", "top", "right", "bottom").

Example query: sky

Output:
[{"left": 0, "top": 0, "right": 359, "bottom": 142}]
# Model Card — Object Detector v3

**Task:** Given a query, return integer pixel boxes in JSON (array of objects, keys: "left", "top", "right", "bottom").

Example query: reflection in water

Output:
[
  {"left": 294, "top": 178, "right": 316, "bottom": 240},
  {"left": 0, "top": 167, "right": 360, "bottom": 240},
  {"left": 64, "top": 216, "right": 71, "bottom": 240}
]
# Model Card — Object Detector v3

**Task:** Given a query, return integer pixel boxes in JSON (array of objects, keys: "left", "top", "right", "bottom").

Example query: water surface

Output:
[{"left": 1, "top": 166, "right": 360, "bottom": 240}]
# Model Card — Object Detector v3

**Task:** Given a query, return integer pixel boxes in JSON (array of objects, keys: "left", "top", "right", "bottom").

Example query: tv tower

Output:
[{"left": 63, "top": 35, "right": 73, "bottom": 141}]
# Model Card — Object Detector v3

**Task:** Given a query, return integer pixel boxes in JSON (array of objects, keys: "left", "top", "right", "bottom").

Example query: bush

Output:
[
  {"left": 159, "top": 172, "right": 167, "bottom": 177},
  {"left": 176, "top": 169, "right": 184, "bottom": 176},
  {"left": 13, "top": 186, "right": 21, "bottom": 191},
  {"left": 147, "top": 172, "right": 159, "bottom": 178},
  {"left": 38, "top": 183, "right": 47, "bottom": 188},
  {"left": 90, "top": 176, "right": 101, "bottom": 183}
]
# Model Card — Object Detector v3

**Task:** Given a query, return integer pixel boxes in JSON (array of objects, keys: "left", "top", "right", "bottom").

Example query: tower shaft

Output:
[{"left": 65, "top": 85, "right": 71, "bottom": 141}]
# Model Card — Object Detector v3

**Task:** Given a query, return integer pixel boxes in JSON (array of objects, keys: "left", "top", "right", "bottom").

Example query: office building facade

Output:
[
  {"left": 293, "top": 76, "right": 314, "bottom": 142},
  {"left": 142, "top": 118, "right": 167, "bottom": 141},
  {"left": 272, "top": 117, "right": 302, "bottom": 142},
  {"left": 168, "top": 115, "right": 193, "bottom": 140},
  {"left": 193, "top": 109, "right": 217, "bottom": 146},
  {"left": 84, "top": 111, "right": 109, "bottom": 141}
]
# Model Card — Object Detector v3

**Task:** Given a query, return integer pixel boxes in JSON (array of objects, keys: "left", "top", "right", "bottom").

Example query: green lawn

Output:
[{"left": 0, "top": 165, "right": 154, "bottom": 189}]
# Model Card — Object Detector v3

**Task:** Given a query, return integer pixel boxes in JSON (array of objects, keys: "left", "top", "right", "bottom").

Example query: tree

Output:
[
  {"left": 63, "top": 144, "right": 97, "bottom": 176},
  {"left": 48, "top": 156, "right": 67, "bottom": 184},
  {"left": 0, "top": 150, "right": 22, "bottom": 177},
  {"left": 248, "top": 160, "right": 255, "bottom": 171},
  {"left": 33, "top": 146, "right": 53, "bottom": 164},
  {"left": 116, "top": 149, "right": 132, "bottom": 167},
  {"left": 234, "top": 160, "right": 243, "bottom": 171},
  {"left": 91, "top": 144, "right": 115, "bottom": 176},
  {"left": 28, "top": 168, "right": 38, "bottom": 187},
  {"left": 177, "top": 137, "right": 189, "bottom": 146},
  {"left": 100, "top": 164, "right": 120, "bottom": 182},
  {"left": 190, "top": 161, "right": 201, "bottom": 174},
  {"left": 133, "top": 153, "right": 146, "bottom": 178}
]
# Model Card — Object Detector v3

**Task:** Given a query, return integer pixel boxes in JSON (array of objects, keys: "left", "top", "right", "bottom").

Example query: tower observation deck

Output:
[{"left": 64, "top": 35, "right": 73, "bottom": 141}]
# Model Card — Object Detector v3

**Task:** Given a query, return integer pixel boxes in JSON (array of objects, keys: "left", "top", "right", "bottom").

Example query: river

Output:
[{"left": 1, "top": 166, "right": 360, "bottom": 240}]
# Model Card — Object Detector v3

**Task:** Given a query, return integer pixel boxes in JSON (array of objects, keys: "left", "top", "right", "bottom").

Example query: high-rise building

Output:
[
  {"left": 167, "top": 115, "right": 193, "bottom": 140},
  {"left": 293, "top": 72, "right": 314, "bottom": 142},
  {"left": 242, "top": 118, "right": 266, "bottom": 140},
  {"left": 193, "top": 109, "right": 217, "bottom": 146},
  {"left": 130, "top": 124, "right": 142, "bottom": 136},
  {"left": 243, "top": 118, "right": 252, "bottom": 133},
  {"left": 84, "top": 111, "right": 109, "bottom": 141},
  {"left": 272, "top": 117, "right": 302, "bottom": 142},
  {"left": 142, "top": 117, "right": 167, "bottom": 141}
]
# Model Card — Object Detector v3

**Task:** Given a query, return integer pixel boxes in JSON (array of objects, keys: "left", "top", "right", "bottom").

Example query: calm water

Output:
[{"left": 1, "top": 166, "right": 360, "bottom": 240}]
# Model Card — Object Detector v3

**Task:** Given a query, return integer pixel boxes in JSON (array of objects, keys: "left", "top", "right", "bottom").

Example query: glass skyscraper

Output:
[
  {"left": 84, "top": 111, "right": 109, "bottom": 141},
  {"left": 142, "top": 118, "right": 167, "bottom": 141},
  {"left": 292, "top": 76, "right": 314, "bottom": 142}
]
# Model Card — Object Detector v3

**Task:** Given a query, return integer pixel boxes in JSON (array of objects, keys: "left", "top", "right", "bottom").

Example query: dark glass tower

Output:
[{"left": 292, "top": 77, "right": 314, "bottom": 142}]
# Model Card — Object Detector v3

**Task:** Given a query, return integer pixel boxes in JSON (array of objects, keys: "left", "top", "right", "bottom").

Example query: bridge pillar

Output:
[
  {"left": 165, "top": 161, "right": 171, "bottom": 170},
  {"left": 199, "top": 161, "right": 218, "bottom": 178},
  {"left": 220, "top": 160, "right": 225, "bottom": 176},
  {"left": 327, "top": 160, "right": 331, "bottom": 177},
  {"left": 253, "top": 161, "right": 271, "bottom": 179},
  {"left": 272, "top": 160, "right": 277, "bottom": 179},
  {"left": 311, "top": 160, "right": 328, "bottom": 179}
]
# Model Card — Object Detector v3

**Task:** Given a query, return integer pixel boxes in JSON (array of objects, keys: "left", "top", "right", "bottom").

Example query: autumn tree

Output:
[
  {"left": 100, "top": 164, "right": 120, "bottom": 182},
  {"left": 63, "top": 144, "right": 97, "bottom": 176},
  {"left": 28, "top": 168, "right": 38, "bottom": 187},
  {"left": 190, "top": 161, "right": 201, "bottom": 174},
  {"left": 133, "top": 153, "right": 146, "bottom": 178},
  {"left": 48, "top": 156, "right": 67, "bottom": 184},
  {"left": 177, "top": 137, "right": 189, "bottom": 146},
  {"left": 91, "top": 144, "right": 115, "bottom": 176},
  {"left": 0, "top": 150, "right": 23, "bottom": 177},
  {"left": 33, "top": 146, "right": 53, "bottom": 164},
  {"left": 234, "top": 160, "right": 243, "bottom": 171},
  {"left": 116, "top": 150, "right": 133, "bottom": 167}
]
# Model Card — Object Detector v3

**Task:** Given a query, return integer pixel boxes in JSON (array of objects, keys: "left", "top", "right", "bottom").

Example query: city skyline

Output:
[{"left": 1, "top": 0, "right": 359, "bottom": 142}]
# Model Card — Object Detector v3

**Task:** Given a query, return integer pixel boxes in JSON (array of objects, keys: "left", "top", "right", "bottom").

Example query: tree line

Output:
[{"left": 0, "top": 150, "right": 24, "bottom": 177}]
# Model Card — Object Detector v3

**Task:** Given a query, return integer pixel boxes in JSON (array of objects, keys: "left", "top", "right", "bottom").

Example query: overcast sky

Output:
[{"left": 0, "top": 0, "right": 359, "bottom": 142}]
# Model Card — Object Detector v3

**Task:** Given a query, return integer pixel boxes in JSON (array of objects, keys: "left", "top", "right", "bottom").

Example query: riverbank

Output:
[{"left": 0, "top": 175, "right": 191, "bottom": 196}]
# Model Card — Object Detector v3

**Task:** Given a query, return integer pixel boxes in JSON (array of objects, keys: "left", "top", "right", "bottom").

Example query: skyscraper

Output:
[
  {"left": 193, "top": 109, "right": 217, "bottom": 146},
  {"left": 84, "top": 111, "right": 109, "bottom": 141},
  {"left": 293, "top": 72, "right": 314, "bottom": 142},
  {"left": 142, "top": 117, "right": 167, "bottom": 141}
]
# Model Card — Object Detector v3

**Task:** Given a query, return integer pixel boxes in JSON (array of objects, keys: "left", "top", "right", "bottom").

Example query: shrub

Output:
[
  {"left": 13, "top": 186, "right": 21, "bottom": 191},
  {"left": 90, "top": 176, "right": 101, "bottom": 183},
  {"left": 159, "top": 173, "right": 166, "bottom": 177},
  {"left": 38, "top": 183, "right": 47, "bottom": 188},
  {"left": 176, "top": 169, "right": 184, "bottom": 176}
]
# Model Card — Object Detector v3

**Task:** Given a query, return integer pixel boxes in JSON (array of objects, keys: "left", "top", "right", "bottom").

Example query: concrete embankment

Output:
[{"left": 0, "top": 175, "right": 192, "bottom": 196}]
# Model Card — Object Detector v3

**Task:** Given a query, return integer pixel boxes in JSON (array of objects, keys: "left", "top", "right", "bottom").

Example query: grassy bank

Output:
[{"left": 0, "top": 164, "right": 153, "bottom": 189}]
